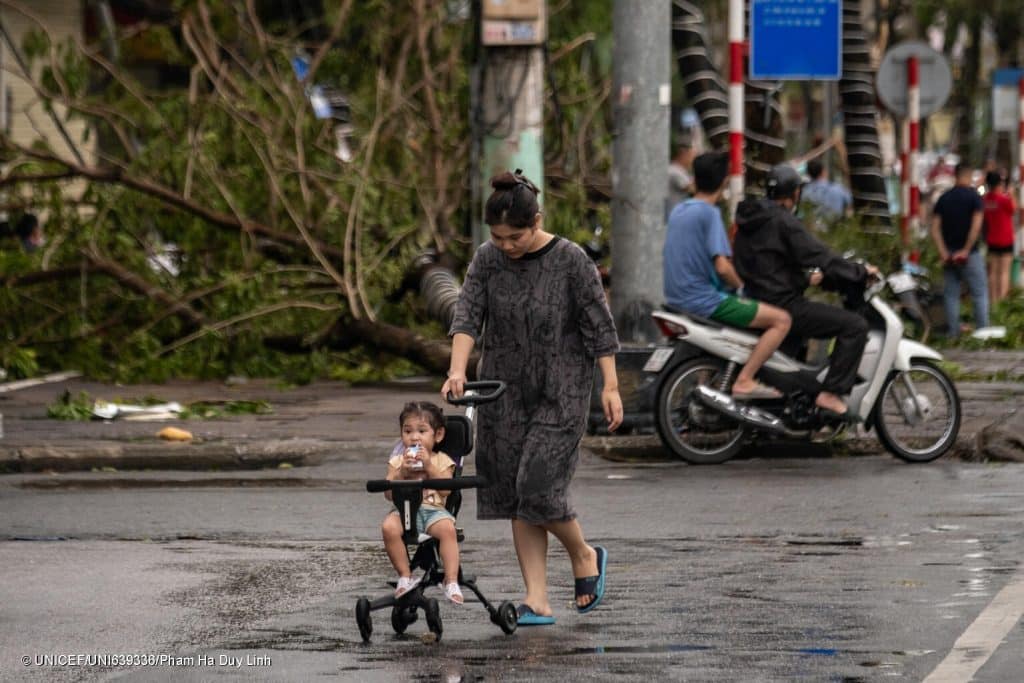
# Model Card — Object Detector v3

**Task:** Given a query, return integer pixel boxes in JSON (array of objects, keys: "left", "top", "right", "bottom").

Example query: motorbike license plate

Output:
[
  {"left": 887, "top": 272, "right": 916, "bottom": 294},
  {"left": 643, "top": 347, "right": 675, "bottom": 373}
]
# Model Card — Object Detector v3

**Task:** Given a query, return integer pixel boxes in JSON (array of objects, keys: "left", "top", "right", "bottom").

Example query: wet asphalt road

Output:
[{"left": 1, "top": 451, "right": 1023, "bottom": 681}]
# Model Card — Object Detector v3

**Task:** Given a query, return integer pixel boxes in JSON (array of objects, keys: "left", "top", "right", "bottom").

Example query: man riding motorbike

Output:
[{"left": 733, "top": 165, "right": 879, "bottom": 419}]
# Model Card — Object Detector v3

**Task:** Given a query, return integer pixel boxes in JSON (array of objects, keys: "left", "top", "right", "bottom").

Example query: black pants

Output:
[{"left": 781, "top": 298, "right": 869, "bottom": 395}]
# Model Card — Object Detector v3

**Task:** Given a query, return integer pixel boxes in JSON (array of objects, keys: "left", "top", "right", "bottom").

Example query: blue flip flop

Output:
[
  {"left": 575, "top": 545, "right": 607, "bottom": 614},
  {"left": 516, "top": 604, "right": 556, "bottom": 626}
]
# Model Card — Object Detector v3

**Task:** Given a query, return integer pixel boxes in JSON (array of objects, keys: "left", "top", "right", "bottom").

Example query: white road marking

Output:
[{"left": 923, "top": 572, "right": 1024, "bottom": 682}]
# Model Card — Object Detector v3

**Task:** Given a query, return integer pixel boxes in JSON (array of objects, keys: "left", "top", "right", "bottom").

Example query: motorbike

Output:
[{"left": 646, "top": 273, "right": 962, "bottom": 464}]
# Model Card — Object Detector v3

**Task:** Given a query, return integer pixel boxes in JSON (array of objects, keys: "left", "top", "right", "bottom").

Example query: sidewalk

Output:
[
  {"left": 1, "top": 349, "right": 1022, "bottom": 472},
  {"left": 0, "top": 377, "right": 438, "bottom": 472}
]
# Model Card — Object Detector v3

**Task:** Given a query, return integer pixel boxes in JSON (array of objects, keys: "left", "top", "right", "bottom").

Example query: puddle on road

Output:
[{"left": 784, "top": 538, "right": 863, "bottom": 548}]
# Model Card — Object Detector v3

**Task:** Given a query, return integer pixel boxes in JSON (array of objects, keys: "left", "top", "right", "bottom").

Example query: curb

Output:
[
  {"left": 583, "top": 433, "right": 1000, "bottom": 464},
  {"left": 0, "top": 439, "right": 355, "bottom": 473}
]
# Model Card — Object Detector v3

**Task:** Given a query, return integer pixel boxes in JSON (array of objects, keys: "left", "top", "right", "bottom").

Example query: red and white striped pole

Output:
[
  {"left": 1018, "top": 77, "right": 1024, "bottom": 216},
  {"left": 728, "top": 0, "right": 744, "bottom": 222},
  {"left": 907, "top": 56, "right": 920, "bottom": 245},
  {"left": 900, "top": 118, "right": 909, "bottom": 246}
]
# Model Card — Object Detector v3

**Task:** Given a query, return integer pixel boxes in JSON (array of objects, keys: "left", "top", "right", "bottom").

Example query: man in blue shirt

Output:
[
  {"left": 663, "top": 152, "right": 791, "bottom": 400},
  {"left": 802, "top": 159, "right": 852, "bottom": 222}
]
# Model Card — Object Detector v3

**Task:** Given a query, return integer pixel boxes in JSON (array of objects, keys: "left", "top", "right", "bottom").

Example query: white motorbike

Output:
[{"left": 647, "top": 275, "right": 961, "bottom": 464}]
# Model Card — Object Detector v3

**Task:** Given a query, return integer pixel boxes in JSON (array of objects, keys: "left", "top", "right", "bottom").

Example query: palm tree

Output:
[{"left": 672, "top": 0, "right": 889, "bottom": 223}]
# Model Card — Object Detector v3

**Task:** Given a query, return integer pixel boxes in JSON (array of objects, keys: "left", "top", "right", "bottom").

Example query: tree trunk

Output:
[
  {"left": 331, "top": 317, "right": 477, "bottom": 379},
  {"left": 671, "top": 1, "right": 729, "bottom": 150},
  {"left": 839, "top": 0, "right": 892, "bottom": 226},
  {"left": 672, "top": 1, "right": 791, "bottom": 190}
]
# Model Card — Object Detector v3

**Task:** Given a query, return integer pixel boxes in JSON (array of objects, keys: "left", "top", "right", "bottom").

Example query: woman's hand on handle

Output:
[
  {"left": 441, "top": 371, "right": 467, "bottom": 401},
  {"left": 443, "top": 333, "right": 475, "bottom": 402}
]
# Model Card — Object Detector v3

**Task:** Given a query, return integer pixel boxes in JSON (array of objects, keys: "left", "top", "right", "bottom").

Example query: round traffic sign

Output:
[{"left": 876, "top": 41, "right": 952, "bottom": 118}]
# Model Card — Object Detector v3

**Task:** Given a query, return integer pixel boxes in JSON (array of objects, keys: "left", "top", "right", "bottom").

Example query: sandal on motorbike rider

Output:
[
  {"left": 663, "top": 152, "right": 792, "bottom": 401},
  {"left": 732, "top": 164, "right": 879, "bottom": 419}
]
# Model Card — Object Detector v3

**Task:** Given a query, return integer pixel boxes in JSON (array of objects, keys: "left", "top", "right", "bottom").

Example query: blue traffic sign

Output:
[
  {"left": 750, "top": 0, "right": 842, "bottom": 80},
  {"left": 993, "top": 68, "right": 1024, "bottom": 87}
]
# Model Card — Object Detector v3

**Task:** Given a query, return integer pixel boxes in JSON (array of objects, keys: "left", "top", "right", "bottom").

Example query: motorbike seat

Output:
[
  {"left": 661, "top": 304, "right": 830, "bottom": 374},
  {"left": 660, "top": 304, "right": 765, "bottom": 336}
]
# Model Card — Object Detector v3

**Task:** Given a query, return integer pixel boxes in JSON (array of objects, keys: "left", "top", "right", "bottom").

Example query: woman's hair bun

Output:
[
  {"left": 490, "top": 171, "right": 518, "bottom": 191},
  {"left": 490, "top": 169, "right": 540, "bottom": 195}
]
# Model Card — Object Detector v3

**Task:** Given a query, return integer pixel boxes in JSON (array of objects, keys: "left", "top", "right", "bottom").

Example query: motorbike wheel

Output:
[
  {"left": 873, "top": 361, "right": 961, "bottom": 463},
  {"left": 655, "top": 358, "right": 747, "bottom": 464}
]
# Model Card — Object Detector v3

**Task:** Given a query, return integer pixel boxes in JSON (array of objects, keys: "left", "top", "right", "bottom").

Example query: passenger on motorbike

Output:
[
  {"left": 733, "top": 165, "right": 879, "bottom": 419},
  {"left": 663, "top": 152, "right": 792, "bottom": 400}
]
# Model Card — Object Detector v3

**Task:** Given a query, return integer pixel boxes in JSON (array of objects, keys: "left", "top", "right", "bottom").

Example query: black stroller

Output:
[{"left": 355, "top": 381, "right": 518, "bottom": 642}]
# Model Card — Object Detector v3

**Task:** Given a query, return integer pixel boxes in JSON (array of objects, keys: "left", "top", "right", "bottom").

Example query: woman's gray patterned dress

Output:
[{"left": 449, "top": 237, "right": 619, "bottom": 524}]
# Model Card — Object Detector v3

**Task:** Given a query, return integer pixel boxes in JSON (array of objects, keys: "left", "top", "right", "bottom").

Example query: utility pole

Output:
[
  {"left": 611, "top": 0, "right": 670, "bottom": 342},
  {"left": 474, "top": 0, "right": 546, "bottom": 248}
]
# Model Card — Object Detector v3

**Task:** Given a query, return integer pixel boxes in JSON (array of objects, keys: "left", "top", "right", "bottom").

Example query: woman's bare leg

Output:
[
  {"left": 511, "top": 519, "right": 552, "bottom": 615},
  {"left": 543, "top": 518, "right": 599, "bottom": 608},
  {"left": 998, "top": 253, "right": 1013, "bottom": 302},
  {"left": 988, "top": 254, "right": 1000, "bottom": 307}
]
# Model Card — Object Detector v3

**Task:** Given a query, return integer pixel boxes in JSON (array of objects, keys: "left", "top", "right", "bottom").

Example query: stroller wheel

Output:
[
  {"left": 424, "top": 597, "right": 443, "bottom": 641},
  {"left": 355, "top": 597, "right": 372, "bottom": 643},
  {"left": 391, "top": 605, "right": 417, "bottom": 634},
  {"left": 494, "top": 601, "right": 518, "bottom": 634}
]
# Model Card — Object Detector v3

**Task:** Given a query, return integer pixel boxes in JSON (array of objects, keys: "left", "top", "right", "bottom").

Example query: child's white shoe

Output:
[
  {"left": 395, "top": 575, "right": 421, "bottom": 598},
  {"left": 444, "top": 581, "right": 464, "bottom": 605}
]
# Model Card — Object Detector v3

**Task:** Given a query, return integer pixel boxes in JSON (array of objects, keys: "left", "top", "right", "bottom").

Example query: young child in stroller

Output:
[
  {"left": 382, "top": 401, "right": 463, "bottom": 604},
  {"left": 356, "top": 381, "right": 517, "bottom": 643}
]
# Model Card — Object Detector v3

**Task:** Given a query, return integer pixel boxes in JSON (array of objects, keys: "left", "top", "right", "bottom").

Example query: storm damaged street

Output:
[{"left": 2, "top": 451, "right": 1023, "bottom": 681}]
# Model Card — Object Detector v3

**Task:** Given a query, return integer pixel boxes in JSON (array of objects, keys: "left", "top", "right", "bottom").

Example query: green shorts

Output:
[{"left": 710, "top": 295, "right": 759, "bottom": 327}]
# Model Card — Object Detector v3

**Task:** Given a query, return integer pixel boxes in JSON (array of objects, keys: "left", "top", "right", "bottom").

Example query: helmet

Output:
[{"left": 766, "top": 164, "right": 802, "bottom": 200}]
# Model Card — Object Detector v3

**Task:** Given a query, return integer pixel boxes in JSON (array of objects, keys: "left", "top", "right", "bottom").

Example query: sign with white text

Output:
[{"left": 750, "top": 0, "right": 842, "bottom": 80}]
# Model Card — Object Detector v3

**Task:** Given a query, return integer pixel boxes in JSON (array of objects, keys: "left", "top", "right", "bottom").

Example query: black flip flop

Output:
[{"left": 575, "top": 546, "right": 607, "bottom": 614}]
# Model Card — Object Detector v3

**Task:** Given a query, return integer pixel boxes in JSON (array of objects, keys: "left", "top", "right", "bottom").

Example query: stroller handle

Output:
[
  {"left": 446, "top": 380, "right": 506, "bottom": 406},
  {"left": 366, "top": 475, "right": 487, "bottom": 493}
]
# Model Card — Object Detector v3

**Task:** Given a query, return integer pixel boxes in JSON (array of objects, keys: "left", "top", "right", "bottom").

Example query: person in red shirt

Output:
[{"left": 982, "top": 171, "right": 1016, "bottom": 305}]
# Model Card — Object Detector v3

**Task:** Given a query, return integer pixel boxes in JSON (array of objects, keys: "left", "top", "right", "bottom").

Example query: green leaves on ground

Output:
[{"left": 46, "top": 391, "right": 95, "bottom": 421}]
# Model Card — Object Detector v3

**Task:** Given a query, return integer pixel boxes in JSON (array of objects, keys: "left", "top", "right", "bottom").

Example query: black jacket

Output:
[{"left": 733, "top": 198, "right": 867, "bottom": 307}]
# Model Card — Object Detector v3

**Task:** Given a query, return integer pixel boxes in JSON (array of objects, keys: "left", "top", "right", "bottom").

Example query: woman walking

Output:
[{"left": 442, "top": 170, "right": 623, "bottom": 626}]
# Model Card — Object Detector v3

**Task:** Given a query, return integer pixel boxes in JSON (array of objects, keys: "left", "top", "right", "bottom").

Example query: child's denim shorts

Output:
[{"left": 391, "top": 505, "right": 455, "bottom": 534}]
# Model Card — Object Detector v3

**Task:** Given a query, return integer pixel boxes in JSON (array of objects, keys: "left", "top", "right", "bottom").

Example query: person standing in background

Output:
[
  {"left": 667, "top": 138, "right": 695, "bottom": 216},
  {"left": 930, "top": 162, "right": 989, "bottom": 336},
  {"left": 802, "top": 159, "right": 852, "bottom": 223},
  {"left": 982, "top": 170, "right": 1016, "bottom": 306}
]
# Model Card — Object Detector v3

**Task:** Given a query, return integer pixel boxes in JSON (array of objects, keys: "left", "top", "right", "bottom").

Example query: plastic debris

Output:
[
  {"left": 971, "top": 326, "right": 1007, "bottom": 341},
  {"left": 92, "top": 401, "right": 183, "bottom": 421}
]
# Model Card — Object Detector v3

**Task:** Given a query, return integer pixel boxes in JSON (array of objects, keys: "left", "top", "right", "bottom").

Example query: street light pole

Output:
[{"left": 611, "top": 0, "right": 670, "bottom": 343}]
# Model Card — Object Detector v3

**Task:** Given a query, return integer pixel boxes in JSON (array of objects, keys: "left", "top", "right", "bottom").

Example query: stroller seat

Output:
[{"left": 354, "top": 381, "right": 519, "bottom": 643}]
